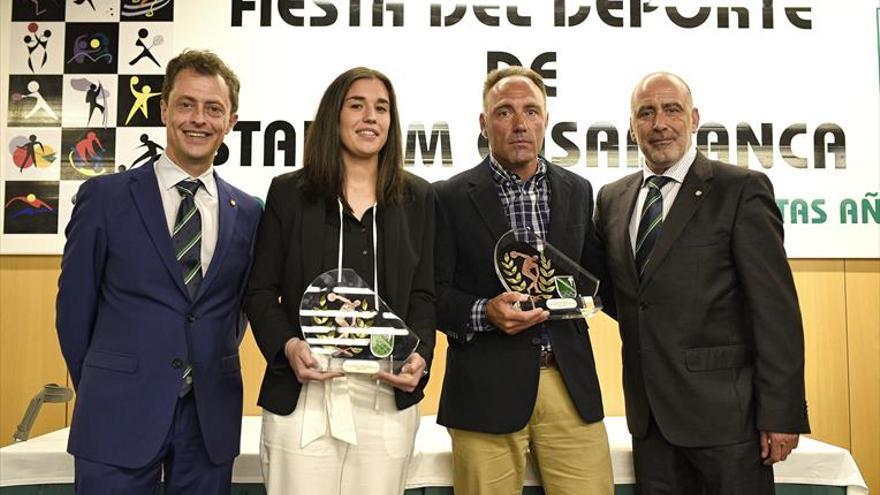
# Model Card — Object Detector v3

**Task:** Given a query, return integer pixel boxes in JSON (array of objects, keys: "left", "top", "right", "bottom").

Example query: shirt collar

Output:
[
  {"left": 641, "top": 144, "right": 696, "bottom": 186},
  {"left": 488, "top": 154, "right": 548, "bottom": 186},
  {"left": 155, "top": 154, "right": 217, "bottom": 197}
]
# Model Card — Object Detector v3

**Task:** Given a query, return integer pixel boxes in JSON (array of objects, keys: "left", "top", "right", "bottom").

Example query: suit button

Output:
[
  {"left": 186, "top": 314, "right": 196, "bottom": 322},
  {"left": 639, "top": 302, "right": 648, "bottom": 310},
  {"left": 530, "top": 337, "right": 541, "bottom": 346},
  {"left": 171, "top": 358, "right": 183, "bottom": 369}
]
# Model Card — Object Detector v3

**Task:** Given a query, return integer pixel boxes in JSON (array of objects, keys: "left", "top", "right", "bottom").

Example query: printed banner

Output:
[{"left": 2, "top": 0, "right": 878, "bottom": 257}]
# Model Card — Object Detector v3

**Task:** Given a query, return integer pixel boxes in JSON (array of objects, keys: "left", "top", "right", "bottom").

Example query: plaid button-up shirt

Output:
[{"left": 469, "top": 156, "right": 551, "bottom": 343}]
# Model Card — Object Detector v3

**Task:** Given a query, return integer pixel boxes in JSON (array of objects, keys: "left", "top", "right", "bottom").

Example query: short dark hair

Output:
[
  {"left": 483, "top": 66, "right": 547, "bottom": 110},
  {"left": 301, "top": 67, "right": 405, "bottom": 207},
  {"left": 161, "top": 49, "right": 240, "bottom": 114}
]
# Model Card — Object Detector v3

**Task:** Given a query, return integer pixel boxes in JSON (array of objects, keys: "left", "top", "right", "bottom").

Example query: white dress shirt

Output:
[
  {"left": 154, "top": 154, "right": 219, "bottom": 275},
  {"left": 629, "top": 145, "right": 697, "bottom": 253}
]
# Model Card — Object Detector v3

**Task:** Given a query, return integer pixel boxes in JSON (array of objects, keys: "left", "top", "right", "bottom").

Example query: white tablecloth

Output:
[{"left": 0, "top": 416, "right": 868, "bottom": 495}]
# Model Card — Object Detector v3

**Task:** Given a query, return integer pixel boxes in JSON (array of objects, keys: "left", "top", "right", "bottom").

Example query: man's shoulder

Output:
[
  {"left": 434, "top": 160, "right": 488, "bottom": 196},
  {"left": 544, "top": 159, "right": 583, "bottom": 180},
  {"left": 76, "top": 166, "right": 140, "bottom": 200},
  {"left": 698, "top": 154, "right": 767, "bottom": 187},
  {"left": 709, "top": 157, "right": 754, "bottom": 178},
  {"left": 448, "top": 160, "right": 488, "bottom": 184},
  {"left": 214, "top": 174, "right": 262, "bottom": 220},
  {"left": 543, "top": 159, "right": 594, "bottom": 193},
  {"left": 599, "top": 169, "right": 642, "bottom": 195}
]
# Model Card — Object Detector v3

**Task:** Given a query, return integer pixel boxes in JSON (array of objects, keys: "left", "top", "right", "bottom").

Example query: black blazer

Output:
[
  {"left": 244, "top": 170, "right": 436, "bottom": 414},
  {"left": 594, "top": 152, "right": 810, "bottom": 448},
  {"left": 434, "top": 157, "right": 611, "bottom": 433}
]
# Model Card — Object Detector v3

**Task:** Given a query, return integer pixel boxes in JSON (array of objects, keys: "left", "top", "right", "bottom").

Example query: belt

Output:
[{"left": 539, "top": 350, "right": 557, "bottom": 368}]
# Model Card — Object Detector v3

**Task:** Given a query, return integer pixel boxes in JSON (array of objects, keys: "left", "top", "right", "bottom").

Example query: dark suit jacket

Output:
[
  {"left": 56, "top": 163, "right": 261, "bottom": 468},
  {"left": 594, "top": 151, "right": 810, "bottom": 448},
  {"left": 244, "top": 170, "right": 436, "bottom": 414},
  {"left": 434, "top": 157, "right": 610, "bottom": 433}
]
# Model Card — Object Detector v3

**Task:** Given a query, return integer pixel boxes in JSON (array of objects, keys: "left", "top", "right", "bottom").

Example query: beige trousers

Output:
[
  {"left": 260, "top": 375, "right": 419, "bottom": 495},
  {"left": 449, "top": 367, "right": 613, "bottom": 495}
]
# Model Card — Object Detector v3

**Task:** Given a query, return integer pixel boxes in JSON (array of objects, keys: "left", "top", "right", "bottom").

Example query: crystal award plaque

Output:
[
  {"left": 299, "top": 269, "right": 420, "bottom": 374},
  {"left": 494, "top": 227, "right": 603, "bottom": 319}
]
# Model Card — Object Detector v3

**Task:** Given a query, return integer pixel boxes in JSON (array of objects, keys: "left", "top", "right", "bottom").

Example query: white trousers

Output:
[{"left": 260, "top": 375, "right": 420, "bottom": 495}]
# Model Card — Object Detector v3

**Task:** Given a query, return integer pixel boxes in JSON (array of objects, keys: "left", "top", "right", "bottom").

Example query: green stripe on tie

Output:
[{"left": 176, "top": 231, "right": 202, "bottom": 261}]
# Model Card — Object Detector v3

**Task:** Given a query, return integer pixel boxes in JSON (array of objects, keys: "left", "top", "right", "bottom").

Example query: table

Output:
[{"left": 1, "top": 416, "right": 868, "bottom": 494}]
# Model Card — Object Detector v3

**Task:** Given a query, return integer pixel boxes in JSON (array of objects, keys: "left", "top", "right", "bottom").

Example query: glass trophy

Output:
[
  {"left": 299, "top": 268, "right": 420, "bottom": 374},
  {"left": 494, "top": 227, "right": 603, "bottom": 319}
]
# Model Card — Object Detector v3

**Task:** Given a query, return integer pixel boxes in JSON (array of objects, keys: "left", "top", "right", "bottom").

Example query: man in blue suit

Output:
[{"left": 56, "top": 50, "right": 261, "bottom": 494}]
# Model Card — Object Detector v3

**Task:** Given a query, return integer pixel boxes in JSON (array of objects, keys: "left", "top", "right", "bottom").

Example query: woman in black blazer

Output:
[{"left": 244, "top": 67, "right": 435, "bottom": 494}]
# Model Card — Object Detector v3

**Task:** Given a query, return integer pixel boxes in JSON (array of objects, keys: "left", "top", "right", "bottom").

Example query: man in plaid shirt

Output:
[{"left": 434, "top": 67, "right": 614, "bottom": 495}]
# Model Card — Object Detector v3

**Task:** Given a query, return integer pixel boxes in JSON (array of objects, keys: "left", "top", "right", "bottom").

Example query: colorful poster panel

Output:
[
  {"left": 3, "top": 180, "right": 59, "bottom": 234},
  {"left": 11, "top": 0, "right": 66, "bottom": 21},
  {"left": 63, "top": 22, "right": 119, "bottom": 74},
  {"left": 5, "top": 128, "right": 62, "bottom": 180},
  {"left": 117, "top": 74, "right": 164, "bottom": 127},
  {"left": 64, "top": 0, "right": 120, "bottom": 22},
  {"left": 118, "top": 22, "right": 172, "bottom": 75},
  {"left": 7, "top": 75, "right": 64, "bottom": 127},
  {"left": 119, "top": 0, "right": 174, "bottom": 22},
  {"left": 59, "top": 127, "right": 116, "bottom": 179},
  {"left": 61, "top": 74, "right": 118, "bottom": 128},
  {"left": 115, "top": 127, "right": 164, "bottom": 171},
  {"left": 7, "top": 21, "right": 65, "bottom": 75}
]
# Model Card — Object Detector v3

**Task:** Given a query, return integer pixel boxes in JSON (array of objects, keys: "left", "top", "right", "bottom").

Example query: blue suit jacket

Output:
[{"left": 56, "top": 162, "right": 261, "bottom": 468}]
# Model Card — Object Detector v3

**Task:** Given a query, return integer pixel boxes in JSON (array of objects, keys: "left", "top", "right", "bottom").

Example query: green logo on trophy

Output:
[
  {"left": 554, "top": 275, "right": 577, "bottom": 298},
  {"left": 494, "top": 228, "right": 602, "bottom": 319}
]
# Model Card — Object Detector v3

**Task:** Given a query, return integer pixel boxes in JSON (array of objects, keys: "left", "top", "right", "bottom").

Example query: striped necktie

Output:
[
  {"left": 173, "top": 179, "right": 201, "bottom": 397},
  {"left": 635, "top": 175, "right": 673, "bottom": 279},
  {"left": 173, "top": 179, "right": 203, "bottom": 299}
]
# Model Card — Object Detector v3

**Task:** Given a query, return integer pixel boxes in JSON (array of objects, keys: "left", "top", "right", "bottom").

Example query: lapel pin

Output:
[
  {"left": 695, "top": 190, "right": 703, "bottom": 197},
  {"left": 229, "top": 198, "right": 237, "bottom": 207}
]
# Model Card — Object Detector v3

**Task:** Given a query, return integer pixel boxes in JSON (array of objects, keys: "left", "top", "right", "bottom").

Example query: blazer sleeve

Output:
[
  {"left": 433, "top": 180, "right": 482, "bottom": 344},
  {"left": 235, "top": 198, "right": 262, "bottom": 346},
  {"left": 244, "top": 177, "right": 299, "bottom": 371},
  {"left": 589, "top": 183, "right": 617, "bottom": 320},
  {"left": 406, "top": 186, "right": 437, "bottom": 383},
  {"left": 732, "top": 172, "right": 809, "bottom": 434},
  {"left": 56, "top": 178, "right": 108, "bottom": 389}
]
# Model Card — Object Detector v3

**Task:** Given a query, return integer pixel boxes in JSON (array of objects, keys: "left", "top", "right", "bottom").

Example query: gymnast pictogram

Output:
[
  {"left": 23, "top": 23, "right": 51, "bottom": 73},
  {"left": 508, "top": 250, "right": 540, "bottom": 294}
]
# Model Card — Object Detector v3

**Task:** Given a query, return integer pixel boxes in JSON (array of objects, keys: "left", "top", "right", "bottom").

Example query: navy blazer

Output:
[
  {"left": 434, "top": 157, "right": 613, "bottom": 433},
  {"left": 56, "top": 162, "right": 261, "bottom": 468}
]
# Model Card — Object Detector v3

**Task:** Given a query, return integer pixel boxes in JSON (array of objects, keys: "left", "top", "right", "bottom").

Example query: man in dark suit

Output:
[
  {"left": 435, "top": 67, "right": 613, "bottom": 495},
  {"left": 56, "top": 50, "right": 261, "bottom": 494},
  {"left": 594, "top": 72, "right": 810, "bottom": 494}
]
